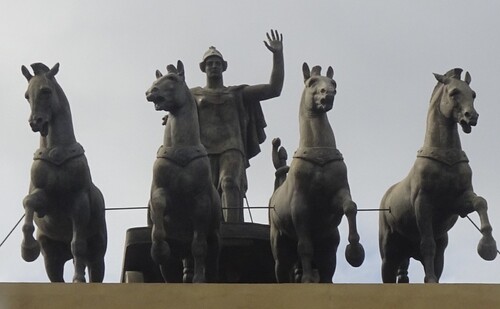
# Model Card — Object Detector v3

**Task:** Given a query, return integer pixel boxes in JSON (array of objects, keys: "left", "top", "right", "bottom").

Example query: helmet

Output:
[{"left": 199, "top": 46, "right": 227, "bottom": 72}]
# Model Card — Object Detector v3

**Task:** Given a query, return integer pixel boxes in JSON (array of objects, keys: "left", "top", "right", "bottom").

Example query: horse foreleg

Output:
[
  {"left": 433, "top": 235, "right": 448, "bottom": 281},
  {"left": 461, "top": 193, "right": 498, "bottom": 261},
  {"left": 71, "top": 193, "right": 91, "bottom": 283},
  {"left": 150, "top": 188, "right": 171, "bottom": 271},
  {"left": 182, "top": 258, "right": 194, "bottom": 283},
  {"left": 415, "top": 193, "right": 438, "bottom": 283},
  {"left": 191, "top": 229, "right": 208, "bottom": 283},
  {"left": 270, "top": 222, "right": 295, "bottom": 283},
  {"left": 38, "top": 235, "right": 69, "bottom": 282},
  {"left": 314, "top": 230, "right": 339, "bottom": 283},
  {"left": 292, "top": 197, "right": 315, "bottom": 283},
  {"left": 205, "top": 227, "right": 220, "bottom": 283},
  {"left": 21, "top": 188, "right": 46, "bottom": 262},
  {"left": 341, "top": 196, "right": 365, "bottom": 267}
]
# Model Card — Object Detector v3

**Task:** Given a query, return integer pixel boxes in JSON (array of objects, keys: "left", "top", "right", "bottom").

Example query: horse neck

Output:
[
  {"left": 298, "top": 93, "right": 337, "bottom": 148},
  {"left": 44, "top": 81, "right": 77, "bottom": 148},
  {"left": 423, "top": 85, "right": 462, "bottom": 150},
  {"left": 163, "top": 92, "right": 202, "bottom": 148}
]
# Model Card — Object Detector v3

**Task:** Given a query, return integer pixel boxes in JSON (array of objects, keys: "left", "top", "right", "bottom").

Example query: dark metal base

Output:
[{"left": 121, "top": 222, "right": 276, "bottom": 283}]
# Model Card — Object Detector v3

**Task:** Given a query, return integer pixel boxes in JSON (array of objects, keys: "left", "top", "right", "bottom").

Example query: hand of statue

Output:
[{"left": 264, "top": 29, "right": 283, "bottom": 54}]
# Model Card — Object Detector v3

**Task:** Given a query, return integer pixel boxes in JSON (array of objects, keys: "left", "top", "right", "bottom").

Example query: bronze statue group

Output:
[{"left": 19, "top": 30, "right": 497, "bottom": 283}]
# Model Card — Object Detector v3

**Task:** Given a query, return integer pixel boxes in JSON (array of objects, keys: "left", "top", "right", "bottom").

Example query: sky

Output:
[{"left": 0, "top": 1, "right": 499, "bottom": 283}]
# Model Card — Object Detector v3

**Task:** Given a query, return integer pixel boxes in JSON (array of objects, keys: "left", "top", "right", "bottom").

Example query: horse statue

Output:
[
  {"left": 379, "top": 68, "right": 498, "bottom": 283},
  {"left": 269, "top": 63, "right": 365, "bottom": 283},
  {"left": 145, "top": 60, "right": 221, "bottom": 283},
  {"left": 20, "top": 63, "right": 107, "bottom": 282}
]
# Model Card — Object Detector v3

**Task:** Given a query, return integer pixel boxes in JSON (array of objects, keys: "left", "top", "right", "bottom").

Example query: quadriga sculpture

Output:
[
  {"left": 145, "top": 61, "right": 221, "bottom": 283},
  {"left": 269, "top": 63, "right": 364, "bottom": 283},
  {"left": 379, "top": 68, "right": 497, "bottom": 283},
  {"left": 20, "top": 63, "right": 107, "bottom": 282}
]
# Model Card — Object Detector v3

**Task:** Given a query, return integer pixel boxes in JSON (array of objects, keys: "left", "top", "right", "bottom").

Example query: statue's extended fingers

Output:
[
  {"left": 272, "top": 29, "right": 279, "bottom": 41},
  {"left": 266, "top": 32, "right": 272, "bottom": 42}
]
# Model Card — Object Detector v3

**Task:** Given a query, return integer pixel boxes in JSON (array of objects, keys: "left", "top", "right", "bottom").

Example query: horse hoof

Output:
[
  {"left": 345, "top": 243, "right": 365, "bottom": 267},
  {"left": 397, "top": 275, "right": 409, "bottom": 283},
  {"left": 192, "top": 274, "right": 206, "bottom": 283},
  {"left": 424, "top": 275, "right": 438, "bottom": 283},
  {"left": 72, "top": 276, "right": 86, "bottom": 283},
  {"left": 21, "top": 240, "right": 40, "bottom": 262},
  {"left": 478, "top": 236, "right": 497, "bottom": 261}
]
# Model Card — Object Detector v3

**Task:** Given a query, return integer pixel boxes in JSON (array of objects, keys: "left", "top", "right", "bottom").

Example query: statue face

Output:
[{"left": 204, "top": 56, "right": 224, "bottom": 78}]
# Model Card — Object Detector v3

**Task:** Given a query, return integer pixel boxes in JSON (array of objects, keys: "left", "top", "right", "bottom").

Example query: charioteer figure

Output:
[{"left": 191, "top": 30, "right": 284, "bottom": 223}]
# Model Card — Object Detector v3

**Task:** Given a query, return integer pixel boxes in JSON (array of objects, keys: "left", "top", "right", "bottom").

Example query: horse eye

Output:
[{"left": 24, "top": 92, "right": 29, "bottom": 100}]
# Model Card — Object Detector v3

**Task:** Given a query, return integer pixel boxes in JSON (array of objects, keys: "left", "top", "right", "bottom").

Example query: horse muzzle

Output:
[
  {"left": 29, "top": 116, "right": 49, "bottom": 136},
  {"left": 459, "top": 112, "right": 478, "bottom": 134}
]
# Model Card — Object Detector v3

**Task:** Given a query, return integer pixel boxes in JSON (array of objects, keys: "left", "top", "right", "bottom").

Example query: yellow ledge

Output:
[{"left": 0, "top": 283, "right": 498, "bottom": 309}]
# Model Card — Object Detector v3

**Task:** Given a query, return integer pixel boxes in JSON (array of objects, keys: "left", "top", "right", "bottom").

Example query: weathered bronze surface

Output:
[
  {"left": 20, "top": 63, "right": 107, "bottom": 282},
  {"left": 269, "top": 63, "right": 364, "bottom": 283},
  {"left": 191, "top": 30, "right": 284, "bottom": 223},
  {"left": 146, "top": 61, "right": 221, "bottom": 283},
  {"left": 379, "top": 69, "right": 497, "bottom": 283}
]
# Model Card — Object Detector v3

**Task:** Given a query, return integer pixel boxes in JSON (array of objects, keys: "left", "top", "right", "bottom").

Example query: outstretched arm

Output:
[{"left": 243, "top": 30, "right": 284, "bottom": 102}]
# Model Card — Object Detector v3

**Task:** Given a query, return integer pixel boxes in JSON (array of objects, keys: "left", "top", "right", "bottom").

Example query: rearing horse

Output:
[
  {"left": 21, "top": 63, "right": 107, "bottom": 282},
  {"left": 145, "top": 60, "right": 221, "bottom": 283},
  {"left": 379, "top": 68, "right": 497, "bottom": 283},
  {"left": 269, "top": 63, "right": 364, "bottom": 283}
]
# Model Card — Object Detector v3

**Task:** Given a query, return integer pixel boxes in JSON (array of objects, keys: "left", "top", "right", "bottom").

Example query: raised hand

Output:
[{"left": 264, "top": 29, "right": 283, "bottom": 54}]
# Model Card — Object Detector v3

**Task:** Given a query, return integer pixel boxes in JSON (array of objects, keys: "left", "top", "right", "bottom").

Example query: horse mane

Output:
[
  {"left": 429, "top": 68, "right": 464, "bottom": 108},
  {"left": 30, "top": 63, "right": 51, "bottom": 75}
]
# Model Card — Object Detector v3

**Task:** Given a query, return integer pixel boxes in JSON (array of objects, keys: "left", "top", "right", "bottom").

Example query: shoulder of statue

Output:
[
  {"left": 228, "top": 84, "right": 248, "bottom": 92},
  {"left": 190, "top": 86, "right": 204, "bottom": 95}
]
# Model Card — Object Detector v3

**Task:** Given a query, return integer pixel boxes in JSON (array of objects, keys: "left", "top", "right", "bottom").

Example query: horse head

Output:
[
  {"left": 301, "top": 62, "right": 337, "bottom": 113},
  {"left": 21, "top": 63, "right": 61, "bottom": 136},
  {"left": 146, "top": 60, "right": 189, "bottom": 113},
  {"left": 433, "top": 68, "right": 478, "bottom": 134}
]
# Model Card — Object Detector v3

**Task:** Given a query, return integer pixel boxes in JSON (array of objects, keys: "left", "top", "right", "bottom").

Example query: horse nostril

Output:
[{"left": 464, "top": 112, "right": 471, "bottom": 118}]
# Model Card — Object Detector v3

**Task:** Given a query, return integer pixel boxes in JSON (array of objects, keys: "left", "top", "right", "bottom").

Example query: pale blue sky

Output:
[{"left": 0, "top": 1, "right": 498, "bottom": 283}]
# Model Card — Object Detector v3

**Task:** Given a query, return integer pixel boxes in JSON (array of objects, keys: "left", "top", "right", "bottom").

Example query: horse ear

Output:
[
  {"left": 155, "top": 70, "right": 163, "bottom": 79},
  {"left": 444, "top": 68, "right": 462, "bottom": 79},
  {"left": 326, "top": 66, "right": 334, "bottom": 79},
  {"left": 302, "top": 62, "right": 310, "bottom": 82},
  {"left": 21, "top": 65, "right": 33, "bottom": 81},
  {"left": 47, "top": 63, "right": 59, "bottom": 79},
  {"left": 465, "top": 71, "right": 472, "bottom": 85},
  {"left": 311, "top": 66, "right": 322, "bottom": 77},
  {"left": 177, "top": 60, "right": 185, "bottom": 80},
  {"left": 166, "top": 64, "right": 177, "bottom": 74},
  {"left": 433, "top": 73, "right": 450, "bottom": 85}
]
